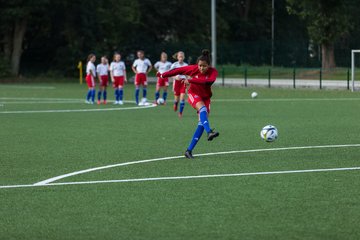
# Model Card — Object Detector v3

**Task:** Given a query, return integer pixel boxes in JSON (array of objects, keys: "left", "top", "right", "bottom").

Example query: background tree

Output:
[
  {"left": 286, "top": 0, "right": 354, "bottom": 68},
  {"left": 0, "top": 0, "right": 49, "bottom": 76}
]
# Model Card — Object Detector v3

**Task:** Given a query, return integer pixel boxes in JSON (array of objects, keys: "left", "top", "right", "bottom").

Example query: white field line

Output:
[
  {"left": 33, "top": 144, "right": 360, "bottom": 186},
  {"left": 0, "top": 103, "right": 156, "bottom": 114},
  {"left": 1, "top": 166, "right": 360, "bottom": 189}
]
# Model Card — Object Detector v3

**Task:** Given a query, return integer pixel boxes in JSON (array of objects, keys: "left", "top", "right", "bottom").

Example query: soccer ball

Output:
[
  {"left": 260, "top": 125, "right": 278, "bottom": 142},
  {"left": 157, "top": 98, "right": 165, "bottom": 105},
  {"left": 251, "top": 92, "right": 258, "bottom": 98}
]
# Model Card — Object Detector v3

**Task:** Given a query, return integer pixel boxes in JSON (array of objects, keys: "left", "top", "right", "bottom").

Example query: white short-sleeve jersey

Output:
[
  {"left": 86, "top": 61, "right": 96, "bottom": 77},
  {"left": 110, "top": 61, "right": 126, "bottom": 76},
  {"left": 170, "top": 61, "right": 188, "bottom": 79},
  {"left": 96, "top": 63, "right": 109, "bottom": 76},
  {"left": 132, "top": 58, "right": 152, "bottom": 73},
  {"left": 154, "top": 61, "right": 172, "bottom": 74}
]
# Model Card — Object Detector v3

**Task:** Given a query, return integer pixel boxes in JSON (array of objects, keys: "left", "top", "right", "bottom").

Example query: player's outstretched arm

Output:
[{"left": 160, "top": 65, "right": 193, "bottom": 78}]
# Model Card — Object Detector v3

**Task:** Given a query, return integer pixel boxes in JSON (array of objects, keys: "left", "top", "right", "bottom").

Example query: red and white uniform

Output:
[
  {"left": 110, "top": 61, "right": 126, "bottom": 87},
  {"left": 170, "top": 61, "right": 188, "bottom": 96},
  {"left": 96, "top": 63, "right": 109, "bottom": 87},
  {"left": 133, "top": 58, "right": 152, "bottom": 86},
  {"left": 86, "top": 61, "right": 96, "bottom": 88},
  {"left": 154, "top": 61, "right": 172, "bottom": 87},
  {"left": 161, "top": 65, "right": 218, "bottom": 112}
]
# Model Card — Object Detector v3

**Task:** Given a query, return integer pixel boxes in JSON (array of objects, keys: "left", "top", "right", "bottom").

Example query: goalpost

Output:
[{"left": 351, "top": 50, "right": 360, "bottom": 92}]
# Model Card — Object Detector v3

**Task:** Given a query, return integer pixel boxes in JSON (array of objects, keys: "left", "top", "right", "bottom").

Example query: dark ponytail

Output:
[{"left": 197, "top": 49, "right": 211, "bottom": 65}]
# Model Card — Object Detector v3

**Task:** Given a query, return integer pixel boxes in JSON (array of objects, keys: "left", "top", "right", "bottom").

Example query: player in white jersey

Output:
[
  {"left": 110, "top": 53, "right": 127, "bottom": 105},
  {"left": 85, "top": 53, "right": 96, "bottom": 104},
  {"left": 171, "top": 51, "right": 188, "bottom": 117},
  {"left": 96, "top": 56, "right": 109, "bottom": 104},
  {"left": 154, "top": 52, "right": 172, "bottom": 104},
  {"left": 131, "top": 50, "right": 152, "bottom": 105}
]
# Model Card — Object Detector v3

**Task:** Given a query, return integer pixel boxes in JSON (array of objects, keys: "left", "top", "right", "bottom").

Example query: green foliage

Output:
[{"left": 286, "top": 0, "right": 353, "bottom": 45}]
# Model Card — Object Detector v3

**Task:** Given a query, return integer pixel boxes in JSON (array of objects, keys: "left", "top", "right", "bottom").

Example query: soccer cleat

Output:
[
  {"left": 119, "top": 101, "right": 124, "bottom": 105},
  {"left": 173, "top": 104, "right": 178, "bottom": 112},
  {"left": 103, "top": 100, "right": 107, "bottom": 104},
  {"left": 97, "top": 100, "right": 101, "bottom": 105},
  {"left": 85, "top": 100, "right": 90, "bottom": 104},
  {"left": 207, "top": 129, "right": 219, "bottom": 141},
  {"left": 114, "top": 101, "right": 119, "bottom": 105},
  {"left": 184, "top": 150, "right": 194, "bottom": 159}
]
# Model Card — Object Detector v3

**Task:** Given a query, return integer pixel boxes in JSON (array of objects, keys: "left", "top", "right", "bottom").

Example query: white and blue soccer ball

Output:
[
  {"left": 260, "top": 125, "right": 278, "bottom": 142},
  {"left": 251, "top": 92, "right": 258, "bottom": 98},
  {"left": 157, "top": 98, "right": 165, "bottom": 105}
]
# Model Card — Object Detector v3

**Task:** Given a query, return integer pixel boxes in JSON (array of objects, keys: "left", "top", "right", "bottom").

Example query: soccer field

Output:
[{"left": 1, "top": 83, "right": 360, "bottom": 239}]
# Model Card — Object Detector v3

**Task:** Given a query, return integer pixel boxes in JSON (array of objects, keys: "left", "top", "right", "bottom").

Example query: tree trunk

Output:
[
  {"left": 321, "top": 42, "right": 336, "bottom": 69},
  {"left": 239, "top": 0, "right": 251, "bottom": 21},
  {"left": 11, "top": 19, "right": 27, "bottom": 76}
]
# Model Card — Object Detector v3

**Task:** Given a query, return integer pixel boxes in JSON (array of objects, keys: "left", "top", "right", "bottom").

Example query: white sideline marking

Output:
[
  {"left": 1, "top": 166, "right": 360, "bottom": 189},
  {"left": 34, "top": 144, "right": 360, "bottom": 186},
  {"left": 0, "top": 103, "right": 156, "bottom": 114}
]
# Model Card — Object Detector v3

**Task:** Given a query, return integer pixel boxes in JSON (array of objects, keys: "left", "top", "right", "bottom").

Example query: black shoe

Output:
[
  {"left": 207, "top": 129, "right": 219, "bottom": 141},
  {"left": 185, "top": 150, "right": 194, "bottom": 159}
]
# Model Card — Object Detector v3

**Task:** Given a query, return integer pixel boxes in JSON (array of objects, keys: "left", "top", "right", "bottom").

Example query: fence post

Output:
[
  {"left": 293, "top": 68, "right": 296, "bottom": 89},
  {"left": 268, "top": 69, "right": 271, "bottom": 88},
  {"left": 347, "top": 68, "right": 350, "bottom": 90},
  {"left": 319, "top": 68, "right": 322, "bottom": 89},
  {"left": 221, "top": 67, "right": 225, "bottom": 86},
  {"left": 244, "top": 68, "right": 248, "bottom": 87}
]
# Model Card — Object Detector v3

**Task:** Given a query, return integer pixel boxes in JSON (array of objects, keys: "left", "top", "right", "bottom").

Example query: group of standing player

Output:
[
  {"left": 85, "top": 50, "right": 188, "bottom": 116},
  {"left": 85, "top": 49, "right": 219, "bottom": 158}
]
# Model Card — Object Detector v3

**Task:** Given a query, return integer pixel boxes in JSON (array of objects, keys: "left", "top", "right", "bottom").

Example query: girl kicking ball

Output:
[
  {"left": 158, "top": 49, "right": 219, "bottom": 158},
  {"left": 85, "top": 54, "right": 96, "bottom": 104}
]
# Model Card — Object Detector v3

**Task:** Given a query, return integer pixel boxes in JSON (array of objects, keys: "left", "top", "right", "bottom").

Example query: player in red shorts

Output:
[
  {"left": 158, "top": 49, "right": 219, "bottom": 158},
  {"left": 110, "top": 52, "right": 127, "bottom": 105},
  {"left": 154, "top": 52, "right": 172, "bottom": 104},
  {"left": 171, "top": 51, "right": 188, "bottom": 117},
  {"left": 85, "top": 53, "right": 96, "bottom": 104},
  {"left": 96, "top": 56, "right": 109, "bottom": 104},
  {"left": 132, "top": 50, "right": 152, "bottom": 105}
]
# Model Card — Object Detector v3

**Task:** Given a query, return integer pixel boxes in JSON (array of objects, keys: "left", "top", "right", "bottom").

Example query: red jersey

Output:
[{"left": 161, "top": 65, "right": 218, "bottom": 99}]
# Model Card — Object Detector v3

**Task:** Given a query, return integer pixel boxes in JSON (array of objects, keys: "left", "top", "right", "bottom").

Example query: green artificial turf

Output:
[{"left": 1, "top": 83, "right": 360, "bottom": 239}]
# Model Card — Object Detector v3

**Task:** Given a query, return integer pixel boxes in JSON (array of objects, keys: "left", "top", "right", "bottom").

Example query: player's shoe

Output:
[
  {"left": 85, "top": 100, "right": 91, "bottom": 104},
  {"left": 173, "top": 104, "right": 178, "bottom": 112},
  {"left": 119, "top": 101, "right": 124, "bottom": 105},
  {"left": 97, "top": 100, "right": 101, "bottom": 105},
  {"left": 90, "top": 101, "right": 94, "bottom": 105},
  {"left": 103, "top": 100, "right": 107, "bottom": 104},
  {"left": 114, "top": 101, "right": 119, "bottom": 105},
  {"left": 207, "top": 129, "right": 219, "bottom": 141},
  {"left": 185, "top": 150, "right": 194, "bottom": 159}
]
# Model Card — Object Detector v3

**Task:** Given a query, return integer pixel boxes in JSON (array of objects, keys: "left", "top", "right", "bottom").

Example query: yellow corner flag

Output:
[{"left": 78, "top": 61, "right": 83, "bottom": 84}]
